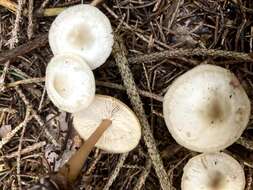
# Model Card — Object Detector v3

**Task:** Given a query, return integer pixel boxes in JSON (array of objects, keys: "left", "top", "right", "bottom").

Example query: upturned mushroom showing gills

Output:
[
  {"left": 181, "top": 152, "right": 245, "bottom": 190},
  {"left": 46, "top": 54, "right": 95, "bottom": 113},
  {"left": 73, "top": 95, "right": 141, "bottom": 153},
  {"left": 49, "top": 4, "right": 114, "bottom": 70},
  {"left": 163, "top": 64, "right": 251, "bottom": 152}
]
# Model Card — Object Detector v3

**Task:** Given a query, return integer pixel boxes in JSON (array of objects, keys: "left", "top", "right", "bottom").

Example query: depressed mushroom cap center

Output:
[
  {"left": 208, "top": 171, "right": 226, "bottom": 190},
  {"left": 53, "top": 72, "right": 74, "bottom": 99},
  {"left": 45, "top": 54, "right": 95, "bottom": 113},
  {"left": 181, "top": 152, "right": 245, "bottom": 190},
  {"left": 67, "top": 24, "right": 95, "bottom": 50},
  {"left": 198, "top": 91, "right": 231, "bottom": 125}
]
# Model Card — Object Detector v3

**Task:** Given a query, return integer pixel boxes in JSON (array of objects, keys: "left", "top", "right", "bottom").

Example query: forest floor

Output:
[{"left": 0, "top": 0, "right": 253, "bottom": 189}]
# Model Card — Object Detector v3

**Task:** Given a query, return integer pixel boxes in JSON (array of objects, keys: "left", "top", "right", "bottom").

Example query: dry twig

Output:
[
  {"left": 85, "top": 149, "right": 101, "bottom": 175},
  {"left": 27, "top": 0, "right": 34, "bottom": 39},
  {"left": 129, "top": 48, "right": 253, "bottom": 64},
  {"left": 0, "top": 61, "right": 10, "bottom": 91},
  {"left": 17, "top": 118, "right": 27, "bottom": 190},
  {"left": 245, "top": 168, "right": 253, "bottom": 190},
  {"left": 14, "top": 85, "right": 59, "bottom": 146},
  {"left": 0, "top": 34, "right": 48, "bottom": 64},
  {"left": 96, "top": 80, "right": 163, "bottom": 102},
  {"left": 0, "top": 0, "right": 65, "bottom": 17},
  {"left": 0, "top": 108, "right": 31, "bottom": 150},
  {"left": 6, "top": 77, "right": 45, "bottom": 88},
  {"left": 0, "top": 107, "right": 16, "bottom": 113},
  {"left": 0, "top": 0, "right": 103, "bottom": 17},
  {"left": 133, "top": 159, "right": 152, "bottom": 190},
  {"left": 103, "top": 153, "right": 129, "bottom": 190},
  {"left": 237, "top": 137, "right": 253, "bottom": 151},
  {"left": 112, "top": 35, "right": 173, "bottom": 190},
  {"left": 0, "top": 141, "right": 46, "bottom": 160},
  {"left": 9, "top": 0, "right": 25, "bottom": 49}
]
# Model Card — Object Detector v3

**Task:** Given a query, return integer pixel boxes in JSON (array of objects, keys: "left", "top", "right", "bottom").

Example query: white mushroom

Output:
[
  {"left": 49, "top": 4, "right": 114, "bottom": 70},
  {"left": 163, "top": 64, "right": 251, "bottom": 152},
  {"left": 73, "top": 95, "right": 141, "bottom": 153},
  {"left": 182, "top": 152, "right": 245, "bottom": 190},
  {"left": 46, "top": 54, "right": 95, "bottom": 113}
]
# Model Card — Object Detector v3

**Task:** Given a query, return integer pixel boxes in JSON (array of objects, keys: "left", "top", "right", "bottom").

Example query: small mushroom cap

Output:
[
  {"left": 49, "top": 4, "right": 113, "bottom": 70},
  {"left": 73, "top": 95, "right": 141, "bottom": 153},
  {"left": 163, "top": 64, "right": 250, "bottom": 152},
  {"left": 182, "top": 152, "right": 245, "bottom": 190},
  {"left": 46, "top": 54, "right": 95, "bottom": 113}
]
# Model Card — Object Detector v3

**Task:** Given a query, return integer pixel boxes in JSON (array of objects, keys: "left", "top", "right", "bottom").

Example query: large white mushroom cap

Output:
[
  {"left": 46, "top": 54, "right": 95, "bottom": 113},
  {"left": 49, "top": 4, "right": 114, "bottom": 70},
  {"left": 163, "top": 64, "right": 251, "bottom": 152},
  {"left": 182, "top": 152, "right": 245, "bottom": 190},
  {"left": 73, "top": 95, "right": 141, "bottom": 153}
]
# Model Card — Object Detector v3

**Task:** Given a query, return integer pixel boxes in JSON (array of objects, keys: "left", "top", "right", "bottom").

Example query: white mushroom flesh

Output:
[
  {"left": 49, "top": 4, "right": 114, "bottom": 70},
  {"left": 182, "top": 152, "right": 245, "bottom": 190},
  {"left": 163, "top": 64, "right": 251, "bottom": 152},
  {"left": 73, "top": 95, "right": 141, "bottom": 153},
  {"left": 46, "top": 54, "right": 95, "bottom": 113}
]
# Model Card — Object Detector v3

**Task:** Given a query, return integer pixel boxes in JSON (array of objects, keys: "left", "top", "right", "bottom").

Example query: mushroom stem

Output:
[{"left": 57, "top": 119, "right": 112, "bottom": 183}]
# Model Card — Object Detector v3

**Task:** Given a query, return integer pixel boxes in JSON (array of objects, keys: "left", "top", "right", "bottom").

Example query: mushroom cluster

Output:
[
  {"left": 45, "top": 4, "right": 141, "bottom": 151},
  {"left": 44, "top": 3, "right": 250, "bottom": 189},
  {"left": 42, "top": 3, "right": 141, "bottom": 188},
  {"left": 46, "top": 4, "right": 114, "bottom": 113},
  {"left": 163, "top": 64, "right": 250, "bottom": 189},
  {"left": 57, "top": 96, "right": 141, "bottom": 186}
]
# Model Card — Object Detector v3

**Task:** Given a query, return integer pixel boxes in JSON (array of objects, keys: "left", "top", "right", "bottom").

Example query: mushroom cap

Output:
[
  {"left": 46, "top": 54, "right": 95, "bottom": 113},
  {"left": 182, "top": 152, "right": 245, "bottom": 190},
  {"left": 163, "top": 64, "right": 250, "bottom": 152},
  {"left": 49, "top": 4, "right": 113, "bottom": 70},
  {"left": 73, "top": 95, "right": 141, "bottom": 153}
]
